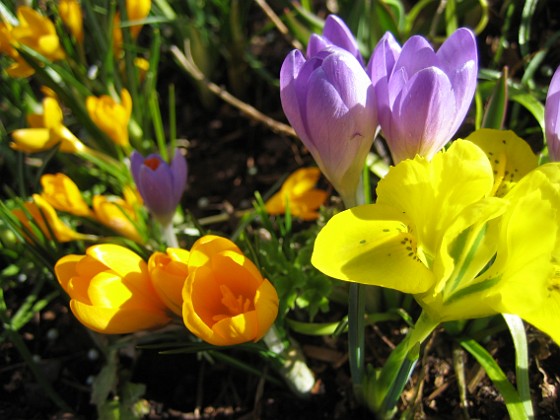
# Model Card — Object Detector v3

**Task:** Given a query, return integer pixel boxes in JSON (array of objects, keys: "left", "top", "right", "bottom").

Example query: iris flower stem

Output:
[
  {"left": 263, "top": 324, "right": 315, "bottom": 398},
  {"left": 348, "top": 283, "right": 366, "bottom": 388},
  {"left": 161, "top": 222, "right": 179, "bottom": 248},
  {"left": 345, "top": 173, "right": 368, "bottom": 391},
  {"left": 374, "top": 311, "right": 439, "bottom": 417}
]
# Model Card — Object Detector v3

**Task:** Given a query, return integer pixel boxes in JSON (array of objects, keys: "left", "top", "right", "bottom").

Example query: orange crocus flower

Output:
[
  {"left": 55, "top": 244, "right": 171, "bottom": 334},
  {"left": 182, "top": 235, "right": 279, "bottom": 346}
]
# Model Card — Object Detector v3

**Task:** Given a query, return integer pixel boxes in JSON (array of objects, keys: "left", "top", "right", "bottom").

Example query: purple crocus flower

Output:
[
  {"left": 545, "top": 66, "right": 560, "bottom": 161},
  {"left": 130, "top": 149, "right": 187, "bottom": 225},
  {"left": 307, "top": 15, "right": 364, "bottom": 66},
  {"left": 367, "top": 28, "right": 478, "bottom": 163},
  {"left": 280, "top": 46, "right": 377, "bottom": 207}
]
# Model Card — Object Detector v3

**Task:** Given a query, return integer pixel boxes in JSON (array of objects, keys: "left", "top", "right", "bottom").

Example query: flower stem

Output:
[
  {"left": 263, "top": 324, "right": 315, "bottom": 398},
  {"left": 161, "top": 222, "right": 179, "bottom": 248}
]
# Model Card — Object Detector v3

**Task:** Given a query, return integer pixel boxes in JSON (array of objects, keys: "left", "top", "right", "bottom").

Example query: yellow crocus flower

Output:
[
  {"left": 12, "top": 194, "right": 90, "bottom": 243},
  {"left": 112, "top": 0, "right": 151, "bottom": 56},
  {"left": 312, "top": 132, "right": 560, "bottom": 345},
  {"left": 40, "top": 173, "right": 92, "bottom": 217},
  {"left": 148, "top": 248, "right": 190, "bottom": 316},
  {"left": 10, "top": 6, "right": 65, "bottom": 61},
  {"left": 92, "top": 195, "right": 142, "bottom": 243},
  {"left": 55, "top": 244, "right": 171, "bottom": 334},
  {"left": 86, "top": 89, "right": 132, "bottom": 147},
  {"left": 11, "top": 97, "right": 85, "bottom": 153},
  {"left": 58, "top": 0, "right": 84, "bottom": 44},
  {"left": 265, "top": 167, "right": 328, "bottom": 221}
]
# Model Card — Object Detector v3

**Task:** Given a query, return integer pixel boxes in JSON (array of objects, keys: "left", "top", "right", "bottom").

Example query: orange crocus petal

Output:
[
  {"left": 70, "top": 300, "right": 170, "bottom": 334},
  {"left": 92, "top": 195, "right": 142, "bottom": 242},
  {"left": 182, "top": 235, "right": 279, "bottom": 346},
  {"left": 86, "top": 90, "right": 131, "bottom": 147},
  {"left": 254, "top": 279, "right": 280, "bottom": 339},
  {"left": 54, "top": 254, "right": 82, "bottom": 292},
  {"left": 148, "top": 248, "right": 190, "bottom": 315},
  {"left": 187, "top": 235, "right": 242, "bottom": 268}
]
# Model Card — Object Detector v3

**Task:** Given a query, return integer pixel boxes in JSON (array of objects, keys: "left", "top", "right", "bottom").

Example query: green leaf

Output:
[
  {"left": 460, "top": 338, "right": 528, "bottom": 420},
  {"left": 503, "top": 314, "right": 534, "bottom": 418},
  {"left": 482, "top": 67, "right": 508, "bottom": 129}
]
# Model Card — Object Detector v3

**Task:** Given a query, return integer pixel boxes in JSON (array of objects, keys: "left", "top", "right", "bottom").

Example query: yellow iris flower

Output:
[{"left": 312, "top": 130, "right": 560, "bottom": 344}]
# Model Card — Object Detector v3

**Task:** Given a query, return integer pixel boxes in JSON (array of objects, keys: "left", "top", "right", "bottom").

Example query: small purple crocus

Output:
[
  {"left": 280, "top": 46, "right": 377, "bottom": 207},
  {"left": 307, "top": 15, "right": 364, "bottom": 66},
  {"left": 545, "top": 66, "right": 560, "bottom": 161},
  {"left": 367, "top": 28, "right": 478, "bottom": 163},
  {"left": 130, "top": 149, "right": 187, "bottom": 225}
]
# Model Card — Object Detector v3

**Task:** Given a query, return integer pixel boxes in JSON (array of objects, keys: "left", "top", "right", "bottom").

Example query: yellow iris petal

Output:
[
  {"left": 377, "top": 140, "right": 495, "bottom": 256},
  {"left": 465, "top": 129, "right": 538, "bottom": 197},
  {"left": 312, "top": 204, "right": 435, "bottom": 293}
]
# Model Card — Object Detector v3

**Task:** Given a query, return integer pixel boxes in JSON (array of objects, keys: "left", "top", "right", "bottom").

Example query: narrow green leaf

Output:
[
  {"left": 460, "top": 339, "right": 528, "bottom": 420},
  {"left": 503, "top": 314, "right": 534, "bottom": 419},
  {"left": 482, "top": 67, "right": 508, "bottom": 129}
]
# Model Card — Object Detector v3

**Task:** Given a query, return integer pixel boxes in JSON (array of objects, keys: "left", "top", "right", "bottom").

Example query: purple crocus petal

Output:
[
  {"left": 170, "top": 149, "right": 188, "bottom": 204},
  {"left": 437, "top": 28, "right": 478, "bottom": 131},
  {"left": 138, "top": 158, "right": 175, "bottom": 218},
  {"left": 390, "top": 67, "right": 455, "bottom": 163},
  {"left": 307, "top": 34, "right": 329, "bottom": 58},
  {"left": 280, "top": 50, "right": 315, "bottom": 150},
  {"left": 392, "top": 36, "right": 437, "bottom": 78},
  {"left": 304, "top": 52, "right": 376, "bottom": 201},
  {"left": 367, "top": 31, "right": 401, "bottom": 87},
  {"left": 545, "top": 66, "right": 560, "bottom": 161},
  {"left": 130, "top": 150, "right": 144, "bottom": 185},
  {"left": 322, "top": 15, "right": 363, "bottom": 65},
  {"left": 320, "top": 48, "right": 373, "bottom": 111}
]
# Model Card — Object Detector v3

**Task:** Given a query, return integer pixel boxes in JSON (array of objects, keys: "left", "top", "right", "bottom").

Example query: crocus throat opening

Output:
[
  {"left": 212, "top": 285, "right": 253, "bottom": 322},
  {"left": 144, "top": 157, "right": 161, "bottom": 171}
]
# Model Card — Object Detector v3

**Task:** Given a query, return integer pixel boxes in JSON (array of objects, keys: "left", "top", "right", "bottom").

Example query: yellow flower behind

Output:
[
  {"left": 58, "top": 0, "right": 84, "bottom": 44},
  {"left": 86, "top": 90, "right": 132, "bottom": 147},
  {"left": 312, "top": 131, "right": 560, "bottom": 345},
  {"left": 41, "top": 173, "right": 92, "bottom": 217},
  {"left": 182, "top": 235, "right": 279, "bottom": 346},
  {"left": 265, "top": 167, "right": 328, "bottom": 221},
  {"left": 11, "top": 97, "right": 85, "bottom": 153},
  {"left": 92, "top": 195, "right": 143, "bottom": 243},
  {"left": 55, "top": 244, "right": 171, "bottom": 334},
  {"left": 12, "top": 194, "right": 90, "bottom": 243},
  {"left": 148, "top": 248, "right": 190, "bottom": 316}
]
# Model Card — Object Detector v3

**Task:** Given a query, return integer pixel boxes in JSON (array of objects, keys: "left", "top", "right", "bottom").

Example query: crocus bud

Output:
[
  {"left": 182, "top": 235, "right": 279, "bottom": 346},
  {"left": 55, "top": 244, "right": 171, "bottom": 334},
  {"left": 280, "top": 47, "right": 377, "bottom": 207},
  {"left": 265, "top": 167, "right": 328, "bottom": 220},
  {"left": 92, "top": 195, "right": 142, "bottom": 243},
  {"left": 11, "top": 97, "right": 85, "bottom": 153},
  {"left": 545, "top": 65, "right": 560, "bottom": 161},
  {"left": 41, "top": 173, "right": 92, "bottom": 217},
  {"left": 130, "top": 149, "right": 187, "bottom": 226},
  {"left": 368, "top": 28, "right": 477, "bottom": 163},
  {"left": 86, "top": 89, "right": 132, "bottom": 147},
  {"left": 12, "top": 194, "right": 90, "bottom": 243},
  {"left": 148, "top": 248, "right": 190, "bottom": 316},
  {"left": 307, "top": 15, "right": 363, "bottom": 66},
  {"left": 59, "top": 0, "right": 84, "bottom": 44}
]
